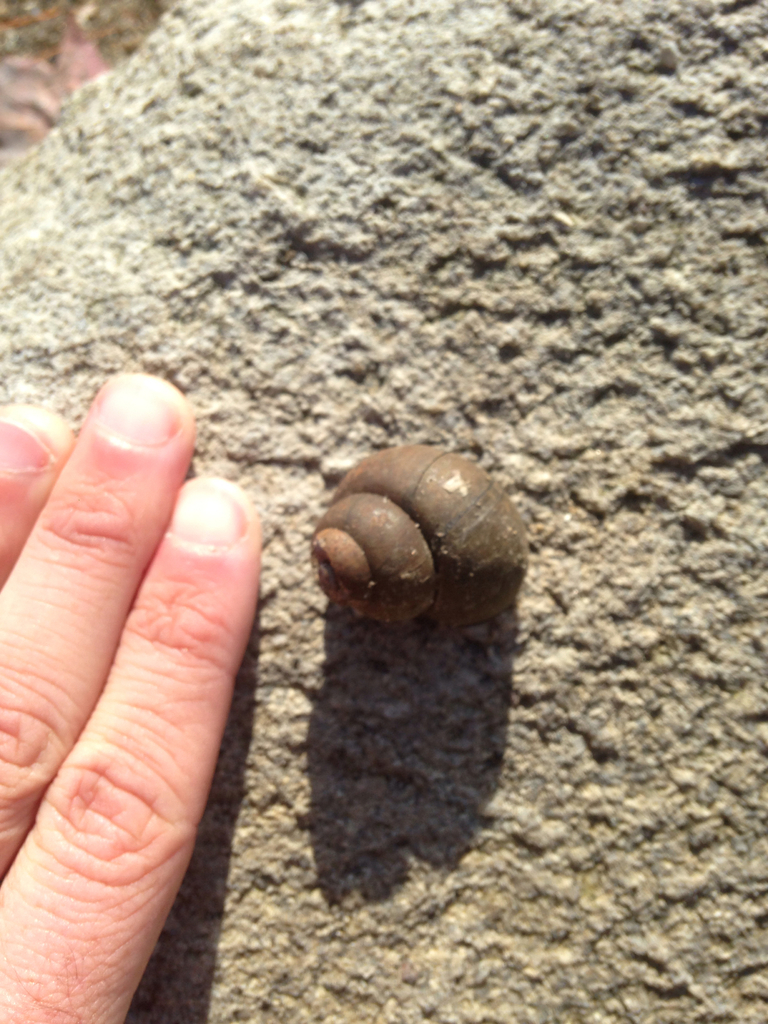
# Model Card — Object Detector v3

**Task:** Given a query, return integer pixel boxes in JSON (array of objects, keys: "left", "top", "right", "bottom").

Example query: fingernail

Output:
[
  {"left": 0, "top": 419, "right": 52, "bottom": 473},
  {"left": 95, "top": 376, "right": 183, "bottom": 446},
  {"left": 169, "top": 480, "right": 248, "bottom": 548}
]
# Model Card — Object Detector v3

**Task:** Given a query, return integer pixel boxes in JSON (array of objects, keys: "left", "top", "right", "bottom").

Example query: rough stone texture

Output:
[
  {"left": 1, "top": 0, "right": 767, "bottom": 1021},
  {"left": 0, "top": 0, "right": 169, "bottom": 64}
]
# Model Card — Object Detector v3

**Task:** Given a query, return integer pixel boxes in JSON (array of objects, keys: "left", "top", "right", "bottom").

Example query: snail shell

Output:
[{"left": 311, "top": 445, "right": 527, "bottom": 625}]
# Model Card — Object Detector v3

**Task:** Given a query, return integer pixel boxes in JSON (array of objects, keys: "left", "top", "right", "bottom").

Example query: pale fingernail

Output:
[
  {"left": 0, "top": 419, "right": 52, "bottom": 473},
  {"left": 168, "top": 480, "right": 249, "bottom": 548},
  {"left": 95, "top": 375, "right": 183, "bottom": 446}
]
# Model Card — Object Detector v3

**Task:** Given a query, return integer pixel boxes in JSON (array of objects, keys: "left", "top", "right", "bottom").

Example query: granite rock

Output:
[{"left": 1, "top": 1, "right": 767, "bottom": 1021}]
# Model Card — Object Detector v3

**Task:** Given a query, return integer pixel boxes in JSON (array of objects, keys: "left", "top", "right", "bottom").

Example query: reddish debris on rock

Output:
[{"left": 0, "top": 15, "right": 109, "bottom": 168}]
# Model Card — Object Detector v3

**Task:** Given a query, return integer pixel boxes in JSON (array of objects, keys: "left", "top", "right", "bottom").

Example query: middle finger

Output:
[{"left": 0, "top": 374, "right": 195, "bottom": 875}]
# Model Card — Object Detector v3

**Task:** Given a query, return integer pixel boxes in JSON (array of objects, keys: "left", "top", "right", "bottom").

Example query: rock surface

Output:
[{"left": 1, "top": 0, "right": 767, "bottom": 1021}]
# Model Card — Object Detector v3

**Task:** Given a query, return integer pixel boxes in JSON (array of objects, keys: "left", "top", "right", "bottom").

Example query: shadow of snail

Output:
[
  {"left": 305, "top": 609, "right": 519, "bottom": 903},
  {"left": 304, "top": 446, "right": 527, "bottom": 902}
]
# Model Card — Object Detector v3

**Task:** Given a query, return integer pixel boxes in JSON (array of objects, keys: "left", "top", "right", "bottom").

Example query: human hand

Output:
[{"left": 0, "top": 375, "right": 261, "bottom": 1023}]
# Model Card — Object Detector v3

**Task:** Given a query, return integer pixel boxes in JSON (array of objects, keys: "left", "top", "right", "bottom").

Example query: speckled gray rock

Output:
[{"left": 1, "top": 0, "right": 767, "bottom": 1022}]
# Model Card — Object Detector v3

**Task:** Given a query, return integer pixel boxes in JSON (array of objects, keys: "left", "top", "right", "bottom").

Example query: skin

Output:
[{"left": 0, "top": 374, "right": 262, "bottom": 1024}]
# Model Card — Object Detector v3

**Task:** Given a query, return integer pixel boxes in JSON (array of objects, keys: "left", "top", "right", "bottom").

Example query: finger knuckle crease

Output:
[
  {"left": 132, "top": 587, "right": 232, "bottom": 663},
  {"left": 0, "top": 703, "right": 63, "bottom": 801},
  {"left": 49, "top": 756, "right": 184, "bottom": 883},
  {"left": 40, "top": 488, "right": 138, "bottom": 561}
]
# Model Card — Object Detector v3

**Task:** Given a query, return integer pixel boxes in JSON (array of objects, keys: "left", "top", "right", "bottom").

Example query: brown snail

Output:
[{"left": 311, "top": 445, "right": 527, "bottom": 625}]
